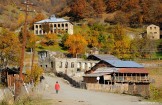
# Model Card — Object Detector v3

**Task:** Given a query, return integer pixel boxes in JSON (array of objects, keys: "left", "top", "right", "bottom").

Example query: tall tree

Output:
[
  {"left": 65, "top": 34, "right": 88, "bottom": 57},
  {"left": 0, "top": 29, "right": 21, "bottom": 68},
  {"left": 112, "top": 25, "right": 131, "bottom": 59}
]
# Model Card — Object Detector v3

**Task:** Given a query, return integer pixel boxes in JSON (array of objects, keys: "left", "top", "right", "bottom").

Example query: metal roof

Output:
[
  {"left": 103, "top": 60, "right": 144, "bottom": 68},
  {"left": 87, "top": 54, "right": 119, "bottom": 61},
  {"left": 119, "top": 68, "right": 148, "bottom": 74},
  {"left": 35, "top": 15, "right": 69, "bottom": 24}
]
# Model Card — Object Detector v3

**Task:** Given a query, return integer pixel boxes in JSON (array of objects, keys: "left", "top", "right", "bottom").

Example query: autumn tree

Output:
[
  {"left": 27, "top": 33, "right": 39, "bottom": 69},
  {"left": 65, "top": 34, "right": 88, "bottom": 57},
  {"left": 42, "top": 22, "right": 50, "bottom": 34},
  {"left": 17, "top": 13, "right": 25, "bottom": 27},
  {"left": 130, "top": 35, "right": 157, "bottom": 58},
  {"left": 112, "top": 25, "right": 131, "bottom": 59},
  {"left": 25, "top": 64, "right": 43, "bottom": 86},
  {"left": 0, "top": 28, "right": 21, "bottom": 68},
  {"left": 106, "top": 0, "right": 121, "bottom": 12},
  {"left": 41, "top": 33, "right": 58, "bottom": 46},
  {"left": 70, "top": 0, "right": 94, "bottom": 20},
  {"left": 89, "top": 0, "right": 106, "bottom": 14}
]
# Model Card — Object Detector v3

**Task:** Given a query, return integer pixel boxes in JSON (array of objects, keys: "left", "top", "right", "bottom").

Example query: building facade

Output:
[
  {"left": 147, "top": 24, "right": 160, "bottom": 39},
  {"left": 34, "top": 15, "right": 73, "bottom": 35}
]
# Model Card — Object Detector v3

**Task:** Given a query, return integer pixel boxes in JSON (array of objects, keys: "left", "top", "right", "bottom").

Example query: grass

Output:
[
  {"left": 36, "top": 44, "right": 67, "bottom": 52},
  {"left": 147, "top": 67, "right": 162, "bottom": 102},
  {"left": 0, "top": 95, "right": 53, "bottom": 105}
]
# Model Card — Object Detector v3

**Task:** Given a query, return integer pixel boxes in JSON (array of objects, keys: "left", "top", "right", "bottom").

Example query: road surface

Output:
[{"left": 39, "top": 74, "right": 161, "bottom": 105}]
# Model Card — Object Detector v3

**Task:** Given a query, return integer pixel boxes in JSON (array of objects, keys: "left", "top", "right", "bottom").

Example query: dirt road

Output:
[{"left": 40, "top": 74, "right": 161, "bottom": 105}]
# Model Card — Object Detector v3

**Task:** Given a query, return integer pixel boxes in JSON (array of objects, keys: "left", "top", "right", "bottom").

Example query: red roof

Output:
[{"left": 119, "top": 68, "right": 148, "bottom": 74}]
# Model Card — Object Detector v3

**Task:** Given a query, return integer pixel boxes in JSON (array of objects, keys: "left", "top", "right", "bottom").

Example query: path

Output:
[{"left": 40, "top": 74, "right": 161, "bottom": 105}]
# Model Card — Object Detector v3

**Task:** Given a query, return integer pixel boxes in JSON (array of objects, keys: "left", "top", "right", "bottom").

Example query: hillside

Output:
[{"left": 0, "top": 0, "right": 162, "bottom": 31}]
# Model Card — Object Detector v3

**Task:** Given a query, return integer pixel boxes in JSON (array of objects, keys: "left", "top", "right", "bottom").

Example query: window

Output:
[
  {"left": 36, "top": 30, "right": 38, "bottom": 34},
  {"left": 65, "top": 23, "right": 68, "bottom": 27},
  {"left": 62, "top": 24, "right": 64, "bottom": 27},
  {"left": 71, "top": 62, "right": 74, "bottom": 68},
  {"left": 39, "top": 30, "right": 42, "bottom": 34},
  {"left": 54, "top": 24, "right": 56, "bottom": 27},
  {"left": 59, "top": 62, "right": 62, "bottom": 68},
  {"left": 150, "top": 27, "right": 152, "bottom": 30},
  {"left": 51, "top": 30, "right": 53, "bottom": 33},
  {"left": 65, "top": 62, "right": 68, "bottom": 68},
  {"left": 58, "top": 24, "right": 60, "bottom": 27},
  {"left": 51, "top": 62, "right": 53, "bottom": 68},
  {"left": 154, "top": 27, "right": 156, "bottom": 29},
  {"left": 154, "top": 32, "right": 157, "bottom": 34},
  {"left": 39, "top": 25, "right": 42, "bottom": 28},
  {"left": 45, "top": 65, "right": 47, "bottom": 68},
  {"left": 36, "top": 25, "right": 38, "bottom": 28}
]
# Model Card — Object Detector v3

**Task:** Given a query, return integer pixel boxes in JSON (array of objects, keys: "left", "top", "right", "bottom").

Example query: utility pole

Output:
[{"left": 15, "top": 0, "right": 34, "bottom": 100}]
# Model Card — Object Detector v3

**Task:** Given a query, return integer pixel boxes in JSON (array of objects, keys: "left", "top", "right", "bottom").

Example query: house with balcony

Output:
[
  {"left": 34, "top": 15, "right": 73, "bottom": 35},
  {"left": 83, "top": 59, "right": 150, "bottom": 96}
]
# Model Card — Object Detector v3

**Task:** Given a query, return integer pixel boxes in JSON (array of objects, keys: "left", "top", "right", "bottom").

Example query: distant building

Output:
[
  {"left": 147, "top": 24, "right": 160, "bottom": 39},
  {"left": 34, "top": 15, "right": 73, "bottom": 35}
]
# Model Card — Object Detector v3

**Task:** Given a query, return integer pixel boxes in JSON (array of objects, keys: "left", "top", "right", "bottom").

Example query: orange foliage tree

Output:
[
  {"left": 41, "top": 33, "right": 58, "bottom": 46},
  {"left": 65, "top": 34, "right": 88, "bottom": 57},
  {"left": 90, "top": 0, "right": 106, "bottom": 14},
  {"left": 70, "top": 0, "right": 94, "bottom": 20},
  {"left": 0, "top": 29, "right": 21, "bottom": 68}
]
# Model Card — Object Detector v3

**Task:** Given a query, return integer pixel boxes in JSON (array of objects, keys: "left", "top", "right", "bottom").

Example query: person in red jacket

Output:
[{"left": 55, "top": 81, "right": 60, "bottom": 94}]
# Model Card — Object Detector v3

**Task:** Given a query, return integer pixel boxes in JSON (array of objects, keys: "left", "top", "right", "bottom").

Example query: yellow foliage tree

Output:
[
  {"left": 41, "top": 33, "right": 58, "bottom": 46},
  {"left": 25, "top": 64, "right": 43, "bottom": 86},
  {"left": 17, "top": 13, "right": 25, "bottom": 27},
  {"left": 65, "top": 34, "right": 88, "bottom": 57},
  {"left": 0, "top": 29, "right": 21, "bottom": 68}
]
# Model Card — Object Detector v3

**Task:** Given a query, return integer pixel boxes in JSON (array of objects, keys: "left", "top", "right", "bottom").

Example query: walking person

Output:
[{"left": 55, "top": 81, "right": 60, "bottom": 94}]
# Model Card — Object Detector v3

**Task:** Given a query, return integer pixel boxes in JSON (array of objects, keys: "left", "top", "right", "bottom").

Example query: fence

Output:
[{"left": 86, "top": 83, "right": 149, "bottom": 97}]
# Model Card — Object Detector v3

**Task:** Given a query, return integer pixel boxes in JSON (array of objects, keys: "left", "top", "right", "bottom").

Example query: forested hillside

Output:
[{"left": 0, "top": 0, "right": 162, "bottom": 30}]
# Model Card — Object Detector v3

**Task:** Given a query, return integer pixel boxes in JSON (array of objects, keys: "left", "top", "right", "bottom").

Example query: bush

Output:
[{"left": 150, "top": 85, "right": 162, "bottom": 101}]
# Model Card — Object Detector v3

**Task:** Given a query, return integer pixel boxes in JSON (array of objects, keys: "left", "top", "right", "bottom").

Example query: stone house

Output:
[
  {"left": 34, "top": 15, "right": 73, "bottom": 35},
  {"left": 147, "top": 24, "right": 160, "bottom": 39}
]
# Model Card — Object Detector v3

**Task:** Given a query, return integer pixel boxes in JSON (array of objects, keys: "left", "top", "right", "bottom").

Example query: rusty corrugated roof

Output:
[{"left": 119, "top": 68, "right": 148, "bottom": 74}]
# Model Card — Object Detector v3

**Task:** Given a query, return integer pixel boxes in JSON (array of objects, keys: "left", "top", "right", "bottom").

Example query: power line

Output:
[{"left": 15, "top": 0, "right": 34, "bottom": 100}]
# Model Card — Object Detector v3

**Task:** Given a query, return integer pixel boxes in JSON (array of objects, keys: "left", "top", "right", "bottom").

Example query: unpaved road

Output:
[{"left": 40, "top": 74, "right": 161, "bottom": 105}]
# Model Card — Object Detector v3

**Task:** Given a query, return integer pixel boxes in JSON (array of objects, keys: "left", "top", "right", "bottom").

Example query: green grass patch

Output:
[{"left": 36, "top": 44, "right": 67, "bottom": 53}]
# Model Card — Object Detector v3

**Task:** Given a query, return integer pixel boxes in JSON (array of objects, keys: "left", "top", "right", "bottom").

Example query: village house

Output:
[
  {"left": 34, "top": 15, "right": 73, "bottom": 35},
  {"left": 83, "top": 59, "right": 150, "bottom": 97},
  {"left": 147, "top": 24, "right": 160, "bottom": 39}
]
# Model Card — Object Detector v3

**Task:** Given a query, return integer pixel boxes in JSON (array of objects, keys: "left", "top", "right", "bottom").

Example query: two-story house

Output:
[
  {"left": 147, "top": 24, "right": 160, "bottom": 39},
  {"left": 34, "top": 15, "right": 73, "bottom": 35}
]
